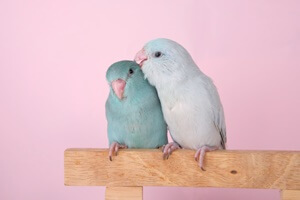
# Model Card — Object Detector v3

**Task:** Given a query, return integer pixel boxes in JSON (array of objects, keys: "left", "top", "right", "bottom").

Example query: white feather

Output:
[{"left": 141, "top": 38, "right": 226, "bottom": 150}]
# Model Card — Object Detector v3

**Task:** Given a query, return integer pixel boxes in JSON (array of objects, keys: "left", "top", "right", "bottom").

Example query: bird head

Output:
[
  {"left": 134, "top": 38, "right": 198, "bottom": 87},
  {"left": 106, "top": 61, "right": 143, "bottom": 100}
]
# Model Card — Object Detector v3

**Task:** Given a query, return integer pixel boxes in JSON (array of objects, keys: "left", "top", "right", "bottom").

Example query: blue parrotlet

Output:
[
  {"left": 105, "top": 60, "right": 168, "bottom": 161},
  {"left": 135, "top": 39, "right": 226, "bottom": 170}
]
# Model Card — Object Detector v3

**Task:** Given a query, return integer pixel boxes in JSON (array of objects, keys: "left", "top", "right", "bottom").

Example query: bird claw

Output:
[
  {"left": 163, "top": 153, "right": 169, "bottom": 160},
  {"left": 162, "top": 142, "right": 180, "bottom": 160},
  {"left": 108, "top": 142, "right": 127, "bottom": 161},
  {"left": 194, "top": 145, "right": 219, "bottom": 170}
]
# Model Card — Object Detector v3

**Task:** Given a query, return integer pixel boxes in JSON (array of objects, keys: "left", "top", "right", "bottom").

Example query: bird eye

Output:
[
  {"left": 154, "top": 51, "right": 162, "bottom": 58},
  {"left": 129, "top": 68, "right": 134, "bottom": 75}
]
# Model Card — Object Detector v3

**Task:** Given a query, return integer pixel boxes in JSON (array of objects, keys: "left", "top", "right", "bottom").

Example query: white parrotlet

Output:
[
  {"left": 134, "top": 38, "right": 226, "bottom": 170},
  {"left": 105, "top": 60, "right": 168, "bottom": 161}
]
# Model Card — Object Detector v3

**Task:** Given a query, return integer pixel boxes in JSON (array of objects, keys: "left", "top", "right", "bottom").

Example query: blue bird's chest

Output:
[{"left": 106, "top": 91, "right": 167, "bottom": 149}]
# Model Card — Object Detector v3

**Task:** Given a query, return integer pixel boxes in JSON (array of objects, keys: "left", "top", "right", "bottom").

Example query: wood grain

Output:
[
  {"left": 281, "top": 190, "right": 300, "bottom": 200},
  {"left": 105, "top": 187, "right": 143, "bottom": 200},
  {"left": 64, "top": 149, "right": 300, "bottom": 189}
]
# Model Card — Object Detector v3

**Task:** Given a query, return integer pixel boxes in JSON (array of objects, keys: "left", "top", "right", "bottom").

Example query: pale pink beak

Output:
[
  {"left": 134, "top": 48, "right": 148, "bottom": 67},
  {"left": 112, "top": 79, "right": 126, "bottom": 100}
]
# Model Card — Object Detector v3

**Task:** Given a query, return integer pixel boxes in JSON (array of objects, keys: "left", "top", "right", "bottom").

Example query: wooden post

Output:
[
  {"left": 64, "top": 149, "right": 300, "bottom": 189},
  {"left": 64, "top": 148, "right": 300, "bottom": 199},
  {"left": 105, "top": 187, "right": 143, "bottom": 200},
  {"left": 281, "top": 190, "right": 300, "bottom": 200}
]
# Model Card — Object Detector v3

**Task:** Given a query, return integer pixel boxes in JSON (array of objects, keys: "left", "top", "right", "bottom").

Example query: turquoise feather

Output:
[{"left": 105, "top": 60, "right": 168, "bottom": 148}]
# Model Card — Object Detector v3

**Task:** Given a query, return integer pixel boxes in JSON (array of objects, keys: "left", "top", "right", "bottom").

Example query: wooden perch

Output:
[{"left": 64, "top": 148, "right": 300, "bottom": 200}]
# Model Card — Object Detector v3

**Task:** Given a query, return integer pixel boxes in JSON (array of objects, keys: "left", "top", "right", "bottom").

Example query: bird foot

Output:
[
  {"left": 162, "top": 142, "right": 181, "bottom": 160},
  {"left": 194, "top": 145, "right": 219, "bottom": 171},
  {"left": 108, "top": 142, "right": 127, "bottom": 161}
]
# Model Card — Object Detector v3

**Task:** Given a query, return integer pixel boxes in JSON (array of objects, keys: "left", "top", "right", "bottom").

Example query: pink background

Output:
[{"left": 0, "top": 0, "right": 299, "bottom": 199}]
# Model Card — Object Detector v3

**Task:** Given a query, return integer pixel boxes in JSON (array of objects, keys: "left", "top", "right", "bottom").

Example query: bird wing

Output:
[
  {"left": 214, "top": 106, "right": 226, "bottom": 149},
  {"left": 200, "top": 74, "right": 227, "bottom": 149}
]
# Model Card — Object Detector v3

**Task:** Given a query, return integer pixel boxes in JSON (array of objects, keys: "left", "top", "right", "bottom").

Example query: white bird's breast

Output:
[{"left": 158, "top": 80, "right": 222, "bottom": 150}]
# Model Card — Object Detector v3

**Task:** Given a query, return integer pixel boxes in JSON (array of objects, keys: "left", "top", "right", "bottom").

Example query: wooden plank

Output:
[
  {"left": 105, "top": 187, "right": 143, "bottom": 200},
  {"left": 281, "top": 190, "right": 300, "bottom": 200},
  {"left": 64, "top": 149, "right": 300, "bottom": 189}
]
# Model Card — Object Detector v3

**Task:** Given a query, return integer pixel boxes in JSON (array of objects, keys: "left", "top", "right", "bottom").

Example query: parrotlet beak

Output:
[
  {"left": 134, "top": 48, "right": 148, "bottom": 67},
  {"left": 112, "top": 79, "right": 126, "bottom": 100}
]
